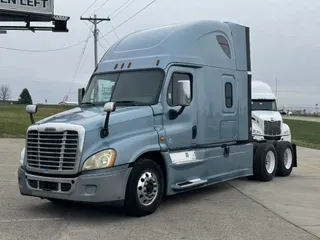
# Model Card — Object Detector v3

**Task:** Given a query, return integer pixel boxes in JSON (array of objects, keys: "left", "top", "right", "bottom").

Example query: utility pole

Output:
[{"left": 80, "top": 14, "right": 110, "bottom": 68}]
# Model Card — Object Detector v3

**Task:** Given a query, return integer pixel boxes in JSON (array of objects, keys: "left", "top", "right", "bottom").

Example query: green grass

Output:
[
  {"left": 0, "top": 104, "right": 74, "bottom": 138},
  {"left": 1, "top": 105, "right": 320, "bottom": 150},
  {"left": 284, "top": 119, "right": 320, "bottom": 150}
]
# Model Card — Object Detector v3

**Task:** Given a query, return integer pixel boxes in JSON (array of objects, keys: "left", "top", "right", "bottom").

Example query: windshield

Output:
[
  {"left": 252, "top": 100, "right": 277, "bottom": 111},
  {"left": 81, "top": 69, "right": 164, "bottom": 106}
]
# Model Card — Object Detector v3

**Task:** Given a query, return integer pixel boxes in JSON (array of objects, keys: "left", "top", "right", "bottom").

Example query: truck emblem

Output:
[
  {"left": 44, "top": 169, "right": 49, "bottom": 173},
  {"left": 44, "top": 127, "right": 56, "bottom": 132}
]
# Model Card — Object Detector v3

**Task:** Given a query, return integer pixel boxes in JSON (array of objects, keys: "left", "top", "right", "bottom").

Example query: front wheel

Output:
[{"left": 124, "top": 158, "right": 164, "bottom": 217}]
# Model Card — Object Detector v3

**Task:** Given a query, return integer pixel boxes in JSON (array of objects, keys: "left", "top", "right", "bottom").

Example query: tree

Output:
[
  {"left": 0, "top": 85, "right": 11, "bottom": 102},
  {"left": 19, "top": 88, "right": 33, "bottom": 104}
]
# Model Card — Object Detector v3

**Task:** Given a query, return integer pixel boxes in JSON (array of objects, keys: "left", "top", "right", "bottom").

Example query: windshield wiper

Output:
[
  {"left": 80, "top": 102, "right": 96, "bottom": 106},
  {"left": 115, "top": 100, "right": 146, "bottom": 106}
]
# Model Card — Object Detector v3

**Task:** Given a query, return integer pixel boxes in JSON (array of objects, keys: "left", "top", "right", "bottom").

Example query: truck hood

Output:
[
  {"left": 252, "top": 110, "right": 282, "bottom": 122},
  {"left": 35, "top": 106, "right": 155, "bottom": 132}
]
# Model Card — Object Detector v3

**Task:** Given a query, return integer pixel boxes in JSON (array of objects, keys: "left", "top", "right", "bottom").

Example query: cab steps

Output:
[{"left": 171, "top": 178, "right": 207, "bottom": 191}]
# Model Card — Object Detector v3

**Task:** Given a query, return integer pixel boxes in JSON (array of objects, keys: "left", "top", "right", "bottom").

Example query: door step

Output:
[{"left": 171, "top": 178, "right": 207, "bottom": 191}]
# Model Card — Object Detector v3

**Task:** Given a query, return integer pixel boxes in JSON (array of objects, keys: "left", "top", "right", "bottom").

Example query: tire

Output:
[
  {"left": 124, "top": 158, "right": 164, "bottom": 217},
  {"left": 275, "top": 141, "right": 294, "bottom": 177},
  {"left": 252, "top": 143, "right": 277, "bottom": 182},
  {"left": 253, "top": 142, "right": 259, "bottom": 155}
]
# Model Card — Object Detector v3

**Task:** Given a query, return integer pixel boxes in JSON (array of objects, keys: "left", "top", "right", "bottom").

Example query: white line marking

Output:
[{"left": 0, "top": 218, "right": 64, "bottom": 223}]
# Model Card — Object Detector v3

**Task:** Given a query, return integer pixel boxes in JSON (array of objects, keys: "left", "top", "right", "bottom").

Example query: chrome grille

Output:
[
  {"left": 26, "top": 130, "right": 79, "bottom": 171},
  {"left": 264, "top": 120, "right": 281, "bottom": 136}
]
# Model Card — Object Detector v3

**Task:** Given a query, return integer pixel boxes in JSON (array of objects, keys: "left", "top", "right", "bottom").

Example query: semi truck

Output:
[
  {"left": 18, "top": 20, "right": 297, "bottom": 217},
  {"left": 251, "top": 80, "right": 291, "bottom": 142}
]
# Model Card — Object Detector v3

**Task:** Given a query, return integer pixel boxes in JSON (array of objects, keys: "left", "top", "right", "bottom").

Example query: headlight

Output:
[
  {"left": 20, "top": 147, "right": 25, "bottom": 165},
  {"left": 82, "top": 149, "right": 116, "bottom": 171},
  {"left": 252, "top": 128, "right": 262, "bottom": 135}
]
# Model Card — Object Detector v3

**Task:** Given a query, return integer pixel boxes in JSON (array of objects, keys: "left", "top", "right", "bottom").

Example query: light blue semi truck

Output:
[{"left": 18, "top": 20, "right": 297, "bottom": 217}]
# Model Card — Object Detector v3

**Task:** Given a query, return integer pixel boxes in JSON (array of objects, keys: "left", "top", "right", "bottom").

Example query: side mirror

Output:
[
  {"left": 26, "top": 104, "right": 38, "bottom": 124},
  {"left": 175, "top": 80, "right": 191, "bottom": 107},
  {"left": 26, "top": 105, "right": 38, "bottom": 114},
  {"left": 101, "top": 102, "right": 116, "bottom": 138},
  {"left": 103, "top": 102, "right": 116, "bottom": 113},
  {"left": 78, "top": 88, "right": 85, "bottom": 105},
  {"left": 169, "top": 80, "right": 191, "bottom": 120}
]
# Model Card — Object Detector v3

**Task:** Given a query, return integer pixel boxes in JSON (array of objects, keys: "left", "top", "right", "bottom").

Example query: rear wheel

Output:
[
  {"left": 275, "top": 141, "right": 294, "bottom": 177},
  {"left": 124, "top": 158, "right": 164, "bottom": 217},
  {"left": 252, "top": 143, "right": 277, "bottom": 182}
]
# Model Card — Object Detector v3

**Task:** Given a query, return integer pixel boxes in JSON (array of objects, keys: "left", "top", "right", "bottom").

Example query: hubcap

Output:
[
  {"left": 284, "top": 148, "right": 293, "bottom": 169},
  {"left": 265, "top": 150, "right": 276, "bottom": 174},
  {"left": 137, "top": 171, "right": 158, "bottom": 206}
]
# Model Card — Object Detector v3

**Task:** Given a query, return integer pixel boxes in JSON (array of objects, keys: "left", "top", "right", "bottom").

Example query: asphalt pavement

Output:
[{"left": 0, "top": 139, "right": 319, "bottom": 240}]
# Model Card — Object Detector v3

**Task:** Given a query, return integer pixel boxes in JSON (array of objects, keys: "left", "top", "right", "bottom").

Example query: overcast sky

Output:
[{"left": 1, "top": 0, "right": 320, "bottom": 110}]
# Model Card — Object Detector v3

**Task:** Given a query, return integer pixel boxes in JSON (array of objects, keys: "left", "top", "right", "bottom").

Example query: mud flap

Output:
[{"left": 292, "top": 143, "right": 298, "bottom": 167}]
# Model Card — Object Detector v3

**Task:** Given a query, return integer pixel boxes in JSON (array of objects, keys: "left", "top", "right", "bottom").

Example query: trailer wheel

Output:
[
  {"left": 275, "top": 141, "right": 294, "bottom": 177},
  {"left": 253, "top": 143, "right": 277, "bottom": 182},
  {"left": 124, "top": 158, "right": 164, "bottom": 217}
]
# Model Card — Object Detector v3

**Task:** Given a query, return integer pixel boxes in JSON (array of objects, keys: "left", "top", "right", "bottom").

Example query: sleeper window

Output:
[
  {"left": 167, "top": 73, "right": 192, "bottom": 107},
  {"left": 216, "top": 35, "right": 231, "bottom": 59},
  {"left": 225, "top": 82, "right": 233, "bottom": 108}
]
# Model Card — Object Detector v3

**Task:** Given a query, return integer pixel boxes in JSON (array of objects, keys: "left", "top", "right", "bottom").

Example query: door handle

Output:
[{"left": 192, "top": 125, "right": 197, "bottom": 139}]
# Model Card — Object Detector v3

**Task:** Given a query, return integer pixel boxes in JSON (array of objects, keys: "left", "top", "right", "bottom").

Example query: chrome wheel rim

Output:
[
  {"left": 284, "top": 148, "right": 293, "bottom": 169},
  {"left": 265, "top": 150, "right": 276, "bottom": 174},
  {"left": 137, "top": 171, "right": 158, "bottom": 206}
]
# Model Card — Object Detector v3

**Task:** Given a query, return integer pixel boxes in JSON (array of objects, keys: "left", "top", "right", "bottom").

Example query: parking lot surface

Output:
[{"left": 0, "top": 139, "right": 319, "bottom": 240}]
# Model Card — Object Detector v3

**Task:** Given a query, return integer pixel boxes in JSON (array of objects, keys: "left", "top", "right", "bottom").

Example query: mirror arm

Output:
[
  {"left": 177, "top": 106, "right": 186, "bottom": 116},
  {"left": 29, "top": 113, "right": 35, "bottom": 124},
  {"left": 100, "top": 112, "right": 111, "bottom": 138},
  {"left": 169, "top": 106, "right": 186, "bottom": 120}
]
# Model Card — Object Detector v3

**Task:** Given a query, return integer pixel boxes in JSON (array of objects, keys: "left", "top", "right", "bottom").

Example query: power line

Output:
[
  {"left": 98, "top": 40, "right": 107, "bottom": 51},
  {"left": 98, "top": 0, "right": 157, "bottom": 41},
  {"left": 112, "top": 0, "right": 138, "bottom": 19},
  {"left": 99, "top": 0, "right": 138, "bottom": 30},
  {"left": 81, "top": 0, "right": 99, "bottom": 16},
  {"left": 109, "top": 0, "right": 133, "bottom": 17},
  {"left": 111, "top": 23, "right": 120, "bottom": 40},
  {"left": 1, "top": 79, "right": 85, "bottom": 86},
  {"left": 92, "top": 0, "right": 113, "bottom": 15},
  {"left": 68, "top": 28, "right": 92, "bottom": 93},
  {"left": 0, "top": 39, "right": 92, "bottom": 53}
]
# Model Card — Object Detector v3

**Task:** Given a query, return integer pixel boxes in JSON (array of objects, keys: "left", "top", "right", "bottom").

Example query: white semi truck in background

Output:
[{"left": 251, "top": 81, "right": 291, "bottom": 142}]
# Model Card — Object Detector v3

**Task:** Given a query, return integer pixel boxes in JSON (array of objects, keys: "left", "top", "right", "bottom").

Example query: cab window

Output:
[{"left": 167, "top": 73, "right": 192, "bottom": 106}]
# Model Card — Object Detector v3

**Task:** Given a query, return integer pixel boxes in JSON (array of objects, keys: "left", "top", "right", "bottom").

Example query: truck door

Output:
[{"left": 162, "top": 66, "right": 198, "bottom": 150}]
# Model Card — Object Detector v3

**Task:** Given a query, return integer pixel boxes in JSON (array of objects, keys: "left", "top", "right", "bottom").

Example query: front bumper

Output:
[
  {"left": 252, "top": 134, "right": 291, "bottom": 141},
  {"left": 18, "top": 165, "right": 132, "bottom": 204}
]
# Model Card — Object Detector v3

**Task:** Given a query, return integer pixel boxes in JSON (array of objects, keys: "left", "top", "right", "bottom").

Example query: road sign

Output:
[
  {"left": 0, "top": 0, "right": 69, "bottom": 32},
  {"left": 0, "top": 0, "right": 54, "bottom": 16}
]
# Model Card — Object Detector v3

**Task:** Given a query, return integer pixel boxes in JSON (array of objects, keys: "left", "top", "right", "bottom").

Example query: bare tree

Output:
[{"left": 0, "top": 85, "right": 11, "bottom": 102}]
